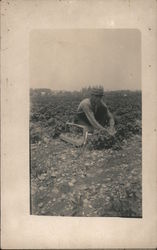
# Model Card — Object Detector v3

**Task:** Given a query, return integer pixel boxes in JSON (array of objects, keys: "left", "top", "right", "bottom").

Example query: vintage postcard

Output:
[{"left": 1, "top": 0, "right": 157, "bottom": 249}]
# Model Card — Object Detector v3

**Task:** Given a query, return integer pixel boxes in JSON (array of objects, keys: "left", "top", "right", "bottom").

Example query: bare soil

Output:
[{"left": 30, "top": 134, "right": 142, "bottom": 217}]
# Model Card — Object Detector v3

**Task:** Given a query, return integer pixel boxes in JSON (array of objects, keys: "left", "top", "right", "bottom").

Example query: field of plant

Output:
[{"left": 30, "top": 88, "right": 142, "bottom": 217}]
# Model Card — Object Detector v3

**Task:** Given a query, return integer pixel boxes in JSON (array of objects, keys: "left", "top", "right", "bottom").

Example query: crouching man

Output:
[{"left": 74, "top": 87, "right": 116, "bottom": 135}]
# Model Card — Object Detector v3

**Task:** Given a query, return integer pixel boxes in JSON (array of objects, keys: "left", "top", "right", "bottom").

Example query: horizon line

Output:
[{"left": 30, "top": 87, "right": 141, "bottom": 91}]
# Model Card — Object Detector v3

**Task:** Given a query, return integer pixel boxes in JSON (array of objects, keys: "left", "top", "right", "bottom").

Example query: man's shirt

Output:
[{"left": 77, "top": 98, "right": 110, "bottom": 130}]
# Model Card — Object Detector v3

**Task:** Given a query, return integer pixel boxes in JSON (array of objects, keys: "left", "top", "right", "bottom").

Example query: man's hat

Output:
[{"left": 91, "top": 87, "right": 104, "bottom": 96}]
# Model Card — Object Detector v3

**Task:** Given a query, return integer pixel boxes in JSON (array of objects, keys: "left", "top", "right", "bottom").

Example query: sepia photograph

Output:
[
  {"left": 2, "top": 0, "right": 157, "bottom": 248},
  {"left": 30, "top": 29, "right": 142, "bottom": 217}
]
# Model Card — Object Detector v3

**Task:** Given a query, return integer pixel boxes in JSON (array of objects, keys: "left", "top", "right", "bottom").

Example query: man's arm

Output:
[
  {"left": 101, "top": 100, "right": 115, "bottom": 127},
  {"left": 107, "top": 109, "right": 115, "bottom": 127}
]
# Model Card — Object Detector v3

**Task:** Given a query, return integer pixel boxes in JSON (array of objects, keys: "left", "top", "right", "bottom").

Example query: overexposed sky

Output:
[{"left": 30, "top": 29, "right": 141, "bottom": 91}]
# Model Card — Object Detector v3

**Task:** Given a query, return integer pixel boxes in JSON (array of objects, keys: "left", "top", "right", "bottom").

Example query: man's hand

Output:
[
  {"left": 109, "top": 117, "right": 115, "bottom": 127},
  {"left": 108, "top": 126, "right": 116, "bottom": 136}
]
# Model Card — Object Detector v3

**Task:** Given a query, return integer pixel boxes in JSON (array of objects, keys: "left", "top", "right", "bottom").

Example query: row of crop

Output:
[{"left": 30, "top": 91, "right": 142, "bottom": 149}]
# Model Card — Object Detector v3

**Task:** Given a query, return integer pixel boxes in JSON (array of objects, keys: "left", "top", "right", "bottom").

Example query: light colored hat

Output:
[{"left": 91, "top": 87, "right": 104, "bottom": 96}]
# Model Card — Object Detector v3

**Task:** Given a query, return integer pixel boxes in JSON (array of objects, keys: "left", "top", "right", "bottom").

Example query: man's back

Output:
[{"left": 77, "top": 98, "right": 92, "bottom": 114}]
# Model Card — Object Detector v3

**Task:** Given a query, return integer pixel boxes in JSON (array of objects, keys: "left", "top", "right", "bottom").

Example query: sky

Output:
[{"left": 30, "top": 29, "right": 141, "bottom": 91}]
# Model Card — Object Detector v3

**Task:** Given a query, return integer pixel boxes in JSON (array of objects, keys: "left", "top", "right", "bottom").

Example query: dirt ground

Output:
[{"left": 30, "top": 134, "right": 142, "bottom": 217}]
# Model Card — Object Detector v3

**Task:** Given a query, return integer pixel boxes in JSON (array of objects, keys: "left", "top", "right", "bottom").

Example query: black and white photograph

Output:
[
  {"left": 2, "top": 0, "right": 157, "bottom": 248},
  {"left": 30, "top": 29, "right": 142, "bottom": 217}
]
